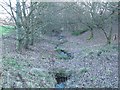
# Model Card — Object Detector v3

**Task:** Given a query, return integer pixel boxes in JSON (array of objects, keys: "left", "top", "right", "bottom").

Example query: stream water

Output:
[{"left": 55, "top": 83, "right": 65, "bottom": 88}]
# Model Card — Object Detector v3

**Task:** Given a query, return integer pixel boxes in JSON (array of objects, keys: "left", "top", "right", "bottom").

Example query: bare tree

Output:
[
  {"left": 0, "top": 0, "right": 38, "bottom": 51},
  {"left": 72, "top": 2, "right": 118, "bottom": 44}
]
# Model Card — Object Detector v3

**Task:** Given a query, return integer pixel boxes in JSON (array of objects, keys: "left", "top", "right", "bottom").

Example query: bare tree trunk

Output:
[
  {"left": 22, "top": 1, "right": 30, "bottom": 49},
  {"left": 30, "top": 2, "right": 34, "bottom": 45},
  {"left": 101, "top": 27, "right": 112, "bottom": 45},
  {"left": 107, "top": 17, "right": 113, "bottom": 45},
  {"left": 87, "top": 29, "right": 94, "bottom": 40},
  {"left": 30, "top": 29, "right": 34, "bottom": 45},
  {"left": 24, "top": 27, "right": 30, "bottom": 49},
  {"left": 16, "top": 0, "right": 23, "bottom": 51}
]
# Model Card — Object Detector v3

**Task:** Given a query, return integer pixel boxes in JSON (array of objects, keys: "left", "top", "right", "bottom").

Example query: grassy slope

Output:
[{"left": 0, "top": 26, "right": 15, "bottom": 35}]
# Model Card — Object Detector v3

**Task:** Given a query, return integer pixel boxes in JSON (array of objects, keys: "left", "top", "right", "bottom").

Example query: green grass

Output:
[{"left": 0, "top": 25, "right": 15, "bottom": 35}]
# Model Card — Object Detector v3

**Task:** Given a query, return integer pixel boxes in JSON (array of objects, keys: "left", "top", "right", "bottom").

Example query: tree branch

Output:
[
  {"left": 0, "top": 4, "right": 14, "bottom": 20},
  {"left": 8, "top": 0, "right": 17, "bottom": 23}
]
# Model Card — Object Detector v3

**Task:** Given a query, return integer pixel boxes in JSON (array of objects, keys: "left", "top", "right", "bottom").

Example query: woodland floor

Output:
[{"left": 1, "top": 23, "right": 119, "bottom": 88}]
